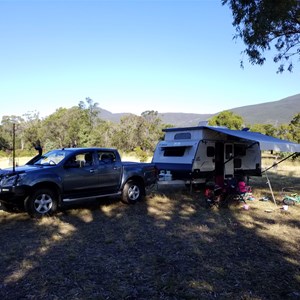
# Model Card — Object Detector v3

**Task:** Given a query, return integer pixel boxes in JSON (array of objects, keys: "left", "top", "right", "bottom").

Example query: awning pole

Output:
[{"left": 264, "top": 170, "right": 277, "bottom": 207}]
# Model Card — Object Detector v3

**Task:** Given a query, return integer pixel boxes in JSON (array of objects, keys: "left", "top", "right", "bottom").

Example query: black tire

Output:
[
  {"left": 25, "top": 188, "right": 58, "bottom": 218},
  {"left": 283, "top": 198, "right": 295, "bottom": 206},
  {"left": 122, "top": 180, "right": 143, "bottom": 204}
]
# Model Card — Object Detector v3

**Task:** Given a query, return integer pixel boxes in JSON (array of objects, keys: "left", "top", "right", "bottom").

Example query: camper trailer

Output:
[{"left": 152, "top": 125, "right": 300, "bottom": 185}]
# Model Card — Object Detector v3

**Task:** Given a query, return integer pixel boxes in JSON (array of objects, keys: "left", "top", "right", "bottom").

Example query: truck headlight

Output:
[{"left": 1, "top": 173, "right": 26, "bottom": 187}]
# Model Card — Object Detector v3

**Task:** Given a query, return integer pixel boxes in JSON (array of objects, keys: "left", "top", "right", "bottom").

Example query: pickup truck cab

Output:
[{"left": 0, "top": 148, "right": 157, "bottom": 217}]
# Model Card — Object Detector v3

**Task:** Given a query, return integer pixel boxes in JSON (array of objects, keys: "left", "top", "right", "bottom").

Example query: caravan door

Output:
[{"left": 224, "top": 143, "right": 234, "bottom": 177}]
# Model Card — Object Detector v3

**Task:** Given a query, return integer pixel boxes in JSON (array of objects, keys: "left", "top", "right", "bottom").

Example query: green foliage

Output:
[
  {"left": 109, "top": 111, "right": 164, "bottom": 153},
  {"left": 0, "top": 103, "right": 166, "bottom": 156},
  {"left": 0, "top": 136, "right": 9, "bottom": 151},
  {"left": 15, "top": 149, "right": 37, "bottom": 157},
  {"left": 0, "top": 115, "right": 24, "bottom": 151},
  {"left": 208, "top": 111, "right": 244, "bottom": 129},
  {"left": 251, "top": 113, "right": 300, "bottom": 143},
  {"left": 250, "top": 123, "right": 277, "bottom": 136},
  {"left": 289, "top": 112, "right": 300, "bottom": 143},
  {"left": 1, "top": 98, "right": 298, "bottom": 160},
  {"left": 223, "top": 0, "right": 300, "bottom": 72},
  {"left": 78, "top": 97, "right": 100, "bottom": 131},
  {"left": 133, "top": 147, "right": 148, "bottom": 162},
  {"left": 0, "top": 150, "right": 8, "bottom": 158},
  {"left": 43, "top": 140, "right": 58, "bottom": 153}
]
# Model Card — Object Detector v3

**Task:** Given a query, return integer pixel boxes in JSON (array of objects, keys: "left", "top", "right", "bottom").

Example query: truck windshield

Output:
[{"left": 34, "top": 150, "right": 66, "bottom": 166}]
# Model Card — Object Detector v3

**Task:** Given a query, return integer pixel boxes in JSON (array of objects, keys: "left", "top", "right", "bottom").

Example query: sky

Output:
[{"left": 0, "top": 0, "right": 299, "bottom": 120}]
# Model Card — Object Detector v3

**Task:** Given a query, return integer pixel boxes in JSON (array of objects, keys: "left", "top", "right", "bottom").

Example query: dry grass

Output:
[{"left": 1, "top": 169, "right": 300, "bottom": 300}]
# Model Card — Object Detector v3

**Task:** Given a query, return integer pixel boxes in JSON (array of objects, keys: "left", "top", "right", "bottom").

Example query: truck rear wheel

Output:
[
  {"left": 122, "top": 180, "right": 143, "bottom": 204},
  {"left": 25, "top": 188, "right": 58, "bottom": 218}
]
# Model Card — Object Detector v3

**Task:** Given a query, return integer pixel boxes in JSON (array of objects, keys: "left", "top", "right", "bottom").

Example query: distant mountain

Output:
[
  {"left": 230, "top": 94, "right": 300, "bottom": 126},
  {"left": 96, "top": 108, "right": 132, "bottom": 123},
  {"left": 97, "top": 94, "right": 300, "bottom": 127}
]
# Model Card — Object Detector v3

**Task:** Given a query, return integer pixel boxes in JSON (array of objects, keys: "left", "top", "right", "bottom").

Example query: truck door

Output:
[
  {"left": 97, "top": 151, "right": 122, "bottom": 192},
  {"left": 63, "top": 151, "right": 100, "bottom": 195},
  {"left": 224, "top": 143, "right": 234, "bottom": 178}
]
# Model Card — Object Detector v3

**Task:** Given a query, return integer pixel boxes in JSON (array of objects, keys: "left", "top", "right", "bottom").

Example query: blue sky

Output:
[{"left": 0, "top": 0, "right": 299, "bottom": 120}]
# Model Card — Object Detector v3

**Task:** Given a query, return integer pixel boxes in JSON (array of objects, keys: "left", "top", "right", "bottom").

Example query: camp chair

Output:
[{"left": 236, "top": 180, "right": 253, "bottom": 202}]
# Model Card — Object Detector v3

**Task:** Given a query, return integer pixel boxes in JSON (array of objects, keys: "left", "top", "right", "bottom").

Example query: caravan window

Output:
[
  {"left": 162, "top": 146, "right": 186, "bottom": 157},
  {"left": 174, "top": 132, "right": 191, "bottom": 140},
  {"left": 207, "top": 146, "right": 215, "bottom": 157}
]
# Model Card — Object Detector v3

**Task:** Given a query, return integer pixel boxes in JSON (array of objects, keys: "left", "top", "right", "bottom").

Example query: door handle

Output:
[{"left": 90, "top": 169, "right": 95, "bottom": 173}]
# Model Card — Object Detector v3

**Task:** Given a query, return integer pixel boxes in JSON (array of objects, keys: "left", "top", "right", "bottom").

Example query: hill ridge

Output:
[{"left": 98, "top": 93, "right": 300, "bottom": 127}]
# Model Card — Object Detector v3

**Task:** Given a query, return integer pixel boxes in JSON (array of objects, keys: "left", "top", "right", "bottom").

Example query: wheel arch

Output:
[
  {"left": 29, "top": 182, "right": 61, "bottom": 203},
  {"left": 123, "top": 176, "right": 145, "bottom": 195}
]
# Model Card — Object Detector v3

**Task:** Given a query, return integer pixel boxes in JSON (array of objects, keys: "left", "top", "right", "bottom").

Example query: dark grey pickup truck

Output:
[{"left": 0, "top": 147, "right": 157, "bottom": 217}]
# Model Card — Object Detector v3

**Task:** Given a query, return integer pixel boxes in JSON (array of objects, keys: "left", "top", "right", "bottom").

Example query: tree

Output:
[
  {"left": 208, "top": 111, "right": 244, "bottom": 129},
  {"left": 78, "top": 97, "right": 100, "bottom": 130},
  {"left": 111, "top": 114, "right": 144, "bottom": 152},
  {"left": 41, "top": 108, "right": 70, "bottom": 149},
  {"left": 222, "top": 0, "right": 300, "bottom": 72},
  {"left": 140, "top": 110, "right": 164, "bottom": 152},
  {"left": 40, "top": 106, "right": 94, "bottom": 149},
  {"left": 289, "top": 112, "right": 300, "bottom": 142},
  {"left": 21, "top": 111, "right": 42, "bottom": 151},
  {"left": 250, "top": 123, "right": 277, "bottom": 136},
  {"left": 88, "top": 120, "right": 116, "bottom": 148},
  {"left": 0, "top": 115, "right": 24, "bottom": 151}
]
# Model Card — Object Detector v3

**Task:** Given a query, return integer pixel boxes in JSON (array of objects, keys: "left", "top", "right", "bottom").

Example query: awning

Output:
[{"left": 204, "top": 126, "right": 300, "bottom": 152}]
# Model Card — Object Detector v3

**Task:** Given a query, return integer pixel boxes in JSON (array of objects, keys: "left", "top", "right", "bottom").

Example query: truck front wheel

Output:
[
  {"left": 25, "top": 188, "right": 58, "bottom": 218},
  {"left": 122, "top": 180, "right": 143, "bottom": 204}
]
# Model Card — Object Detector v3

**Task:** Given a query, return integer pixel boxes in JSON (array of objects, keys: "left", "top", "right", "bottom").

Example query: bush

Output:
[{"left": 133, "top": 147, "right": 148, "bottom": 162}]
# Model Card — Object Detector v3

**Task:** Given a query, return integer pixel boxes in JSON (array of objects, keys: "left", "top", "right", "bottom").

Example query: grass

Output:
[{"left": 0, "top": 168, "right": 300, "bottom": 300}]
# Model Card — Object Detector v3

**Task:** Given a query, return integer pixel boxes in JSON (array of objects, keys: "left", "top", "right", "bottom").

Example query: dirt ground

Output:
[{"left": 0, "top": 171, "right": 300, "bottom": 300}]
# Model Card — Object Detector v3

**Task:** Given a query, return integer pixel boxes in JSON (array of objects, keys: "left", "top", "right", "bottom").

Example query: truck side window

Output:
[
  {"left": 84, "top": 153, "right": 93, "bottom": 166},
  {"left": 65, "top": 155, "right": 80, "bottom": 168},
  {"left": 98, "top": 152, "right": 115, "bottom": 163}
]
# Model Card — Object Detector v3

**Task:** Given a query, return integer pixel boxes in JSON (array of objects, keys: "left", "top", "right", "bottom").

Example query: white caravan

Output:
[{"left": 152, "top": 125, "right": 300, "bottom": 183}]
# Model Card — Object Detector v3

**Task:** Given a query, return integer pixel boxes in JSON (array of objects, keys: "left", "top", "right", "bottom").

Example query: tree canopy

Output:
[
  {"left": 222, "top": 0, "right": 300, "bottom": 72},
  {"left": 208, "top": 110, "right": 244, "bottom": 129},
  {"left": 0, "top": 102, "right": 299, "bottom": 160}
]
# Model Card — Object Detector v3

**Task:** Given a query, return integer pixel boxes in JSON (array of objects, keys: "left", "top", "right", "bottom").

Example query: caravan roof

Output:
[{"left": 163, "top": 126, "right": 300, "bottom": 153}]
